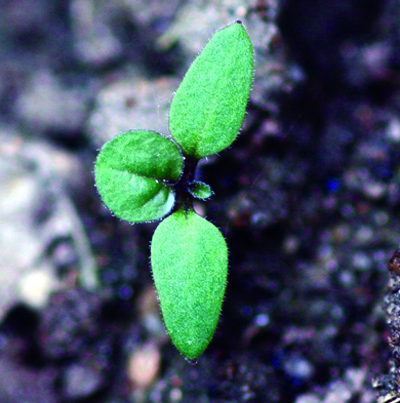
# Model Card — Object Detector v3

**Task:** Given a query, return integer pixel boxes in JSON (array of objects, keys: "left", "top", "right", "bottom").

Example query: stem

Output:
[{"left": 173, "top": 155, "right": 199, "bottom": 213}]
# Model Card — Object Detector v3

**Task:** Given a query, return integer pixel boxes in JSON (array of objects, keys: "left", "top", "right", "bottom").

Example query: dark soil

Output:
[{"left": 0, "top": 0, "right": 399, "bottom": 402}]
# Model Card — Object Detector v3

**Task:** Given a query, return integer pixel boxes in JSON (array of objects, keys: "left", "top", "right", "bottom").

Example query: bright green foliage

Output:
[
  {"left": 169, "top": 21, "right": 254, "bottom": 159},
  {"left": 151, "top": 210, "right": 228, "bottom": 360},
  {"left": 188, "top": 181, "right": 213, "bottom": 199},
  {"left": 94, "top": 21, "right": 253, "bottom": 360},
  {"left": 94, "top": 130, "right": 183, "bottom": 223}
]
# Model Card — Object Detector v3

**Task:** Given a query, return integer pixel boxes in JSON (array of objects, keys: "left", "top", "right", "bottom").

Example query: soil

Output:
[{"left": 0, "top": 0, "right": 399, "bottom": 402}]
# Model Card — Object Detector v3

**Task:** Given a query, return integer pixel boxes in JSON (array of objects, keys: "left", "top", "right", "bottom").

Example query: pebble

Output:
[
  {"left": 128, "top": 343, "right": 161, "bottom": 389},
  {"left": 62, "top": 362, "right": 104, "bottom": 400}
]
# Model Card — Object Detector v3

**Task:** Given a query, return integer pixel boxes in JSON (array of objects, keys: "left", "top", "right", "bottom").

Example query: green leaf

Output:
[
  {"left": 188, "top": 180, "right": 213, "bottom": 199},
  {"left": 169, "top": 21, "right": 254, "bottom": 160},
  {"left": 94, "top": 130, "right": 183, "bottom": 223},
  {"left": 151, "top": 209, "right": 228, "bottom": 359}
]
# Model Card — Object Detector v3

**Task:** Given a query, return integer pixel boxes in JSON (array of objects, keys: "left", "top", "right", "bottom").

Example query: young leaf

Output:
[
  {"left": 169, "top": 21, "right": 254, "bottom": 160},
  {"left": 188, "top": 180, "right": 213, "bottom": 199},
  {"left": 95, "top": 130, "right": 183, "bottom": 223},
  {"left": 151, "top": 209, "right": 228, "bottom": 359}
]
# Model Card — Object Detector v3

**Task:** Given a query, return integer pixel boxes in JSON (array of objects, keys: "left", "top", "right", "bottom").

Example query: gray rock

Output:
[
  {"left": 88, "top": 75, "right": 179, "bottom": 147},
  {"left": 14, "top": 70, "right": 91, "bottom": 135},
  {"left": 69, "top": 0, "right": 124, "bottom": 67},
  {"left": 122, "top": 0, "right": 181, "bottom": 26},
  {"left": 62, "top": 362, "right": 105, "bottom": 400},
  {"left": 157, "top": 0, "right": 289, "bottom": 109},
  {"left": 0, "top": 357, "right": 57, "bottom": 403},
  {"left": 0, "top": 127, "right": 97, "bottom": 321}
]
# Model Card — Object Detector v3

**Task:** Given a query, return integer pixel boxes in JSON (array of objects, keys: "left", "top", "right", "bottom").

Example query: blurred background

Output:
[{"left": 0, "top": 0, "right": 399, "bottom": 401}]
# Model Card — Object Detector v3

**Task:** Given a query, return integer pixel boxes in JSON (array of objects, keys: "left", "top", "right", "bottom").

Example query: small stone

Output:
[
  {"left": 62, "top": 363, "right": 104, "bottom": 400},
  {"left": 387, "top": 118, "right": 400, "bottom": 142},
  {"left": 296, "top": 394, "right": 320, "bottom": 403},
  {"left": 169, "top": 387, "right": 182, "bottom": 402},
  {"left": 128, "top": 343, "right": 160, "bottom": 389},
  {"left": 362, "top": 182, "right": 386, "bottom": 199},
  {"left": 18, "top": 269, "right": 58, "bottom": 309}
]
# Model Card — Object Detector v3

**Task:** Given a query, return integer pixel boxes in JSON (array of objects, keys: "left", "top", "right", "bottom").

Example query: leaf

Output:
[
  {"left": 151, "top": 209, "right": 228, "bottom": 359},
  {"left": 169, "top": 21, "right": 254, "bottom": 160},
  {"left": 94, "top": 130, "right": 183, "bottom": 223},
  {"left": 188, "top": 181, "right": 213, "bottom": 199}
]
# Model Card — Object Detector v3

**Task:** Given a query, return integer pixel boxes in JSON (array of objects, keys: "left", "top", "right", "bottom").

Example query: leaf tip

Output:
[{"left": 184, "top": 357, "right": 198, "bottom": 365}]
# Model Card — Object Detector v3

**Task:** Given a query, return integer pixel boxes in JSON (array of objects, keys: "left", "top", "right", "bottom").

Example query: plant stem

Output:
[{"left": 173, "top": 154, "right": 199, "bottom": 213}]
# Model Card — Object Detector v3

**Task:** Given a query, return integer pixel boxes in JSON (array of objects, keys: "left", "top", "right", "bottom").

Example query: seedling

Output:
[{"left": 94, "top": 21, "right": 254, "bottom": 360}]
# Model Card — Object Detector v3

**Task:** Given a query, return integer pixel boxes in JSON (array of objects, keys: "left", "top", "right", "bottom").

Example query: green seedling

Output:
[{"left": 94, "top": 21, "right": 254, "bottom": 360}]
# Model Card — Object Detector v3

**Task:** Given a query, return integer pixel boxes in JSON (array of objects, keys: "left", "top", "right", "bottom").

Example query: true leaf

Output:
[
  {"left": 94, "top": 130, "right": 183, "bottom": 223},
  {"left": 188, "top": 180, "right": 213, "bottom": 199},
  {"left": 169, "top": 21, "right": 254, "bottom": 159},
  {"left": 151, "top": 209, "right": 228, "bottom": 359}
]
